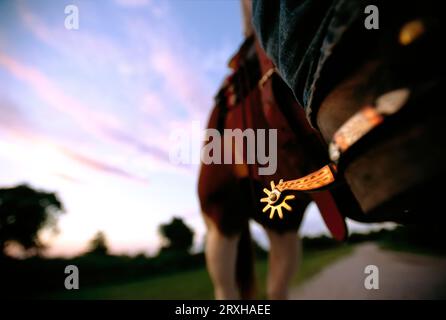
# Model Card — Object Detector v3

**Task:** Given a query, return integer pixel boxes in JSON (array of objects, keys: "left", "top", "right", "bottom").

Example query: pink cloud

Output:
[
  {"left": 140, "top": 91, "right": 166, "bottom": 115},
  {"left": 18, "top": 0, "right": 215, "bottom": 120},
  {"left": 59, "top": 147, "right": 149, "bottom": 184},
  {"left": 150, "top": 47, "right": 213, "bottom": 117},
  {"left": 14, "top": 2, "right": 200, "bottom": 153},
  {"left": 17, "top": 2, "right": 131, "bottom": 71},
  {"left": 121, "top": 15, "right": 215, "bottom": 119},
  {"left": 6, "top": 1, "right": 218, "bottom": 179},
  {"left": 0, "top": 52, "right": 121, "bottom": 134},
  {"left": 0, "top": 53, "right": 175, "bottom": 167},
  {"left": 0, "top": 96, "right": 27, "bottom": 129}
]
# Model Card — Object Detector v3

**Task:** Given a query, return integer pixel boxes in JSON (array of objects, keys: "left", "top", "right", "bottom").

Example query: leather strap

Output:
[{"left": 329, "top": 88, "right": 410, "bottom": 162}]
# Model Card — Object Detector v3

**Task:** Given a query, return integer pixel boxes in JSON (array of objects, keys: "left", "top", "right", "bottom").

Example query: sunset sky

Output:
[{"left": 0, "top": 0, "right": 387, "bottom": 257}]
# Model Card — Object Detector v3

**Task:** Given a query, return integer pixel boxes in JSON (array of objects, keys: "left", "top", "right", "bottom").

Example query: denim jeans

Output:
[{"left": 252, "top": 0, "right": 366, "bottom": 123}]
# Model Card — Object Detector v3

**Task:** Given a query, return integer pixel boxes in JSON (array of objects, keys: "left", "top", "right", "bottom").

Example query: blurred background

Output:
[{"left": 1, "top": 0, "right": 445, "bottom": 299}]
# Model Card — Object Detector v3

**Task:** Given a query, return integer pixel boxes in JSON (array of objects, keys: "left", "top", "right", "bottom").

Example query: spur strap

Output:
[
  {"left": 276, "top": 164, "right": 337, "bottom": 192},
  {"left": 329, "top": 88, "right": 410, "bottom": 162}
]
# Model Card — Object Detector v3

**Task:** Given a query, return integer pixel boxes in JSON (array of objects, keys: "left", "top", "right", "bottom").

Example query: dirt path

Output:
[{"left": 290, "top": 243, "right": 446, "bottom": 299}]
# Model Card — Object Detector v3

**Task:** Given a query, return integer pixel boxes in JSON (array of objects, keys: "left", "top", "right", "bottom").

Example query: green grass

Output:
[
  {"left": 44, "top": 244, "right": 353, "bottom": 300},
  {"left": 378, "top": 240, "right": 446, "bottom": 257},
  {"left": 255, "top": 244, "right": 353, "bottom": 299},
  {"left": 292, "top": 245, "right": 354, "bottom": 285},
  {"left": 46, "top": 266, "right": 215, "bottom": 300}
]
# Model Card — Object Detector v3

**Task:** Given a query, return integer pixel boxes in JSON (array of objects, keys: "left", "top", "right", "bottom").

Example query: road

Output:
[{"left": 290, "top": 243, "right": 446, "bottom": 299}]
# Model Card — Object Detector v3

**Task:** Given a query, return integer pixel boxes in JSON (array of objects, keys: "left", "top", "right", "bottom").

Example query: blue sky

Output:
[{"left": 0, "top": 0, "right": 388, "bottom": 257}]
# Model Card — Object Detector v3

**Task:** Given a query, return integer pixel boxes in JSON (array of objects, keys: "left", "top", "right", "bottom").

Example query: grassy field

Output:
[
  {"left": 379, "top": 240, "right": 446, "bottom": 257},
  {"left": 44, "top": 244, "right": 353, "bottom": 300}
]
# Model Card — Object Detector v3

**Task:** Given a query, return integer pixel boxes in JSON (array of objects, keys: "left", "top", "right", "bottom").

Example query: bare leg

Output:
[
  {"left": 265, "top": 229, "right": 301, "bottom": 300},
  {"left": 204, "top": 215, "right": 241, "bottom": 300}
]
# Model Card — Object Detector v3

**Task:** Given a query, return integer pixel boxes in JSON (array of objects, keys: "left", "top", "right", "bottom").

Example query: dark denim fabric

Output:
[{"left": 252, "top": 0, "right": 366, "bottom": 121}]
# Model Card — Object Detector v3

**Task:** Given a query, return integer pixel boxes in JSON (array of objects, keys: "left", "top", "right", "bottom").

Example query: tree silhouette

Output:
[
  {"left": 87, "top": 231, "right": 109, "bottom": 255},
  {"left": 0, "top": 184, "right": 64, "bottom": 257},
  {"left": 159, "top": 217, "right": 194, "bottom": 254}
]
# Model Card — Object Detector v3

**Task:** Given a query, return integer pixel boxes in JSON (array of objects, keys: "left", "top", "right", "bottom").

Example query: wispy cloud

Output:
[
  {"left": 0, "top": 0, "right": 241, "bottom": 256},
  {"left": 121, "top": 15, "right": 218, "bottom": 119},
  {"left": 13, "top": 1, "right": 215, "bottom": 156},
  {"left": 0, "top": 96, "right": 27, "bottom": 129},
  {"left": 0, "top": 52, "right": 179, "bottom": 170},
  {"left": 150, "top": 47, "right": 213, "bottom": 117},
  {"left": 0, "top": 52, "right": 123, "bottom": 137},
  {"left": 17, "top": 0, "right": 219, "bottom": 123},
  {"left": 100, "top": 126, "right": 171, "bottom": 164},
  {"left": 0, "top": 119, "right": 150, "bottom": 185},
  {"left": 60, "top": 147, "right": 149, "bottom": 184},
  {"left": 18, "top": 2, "right": 127, "bottom": 69}
]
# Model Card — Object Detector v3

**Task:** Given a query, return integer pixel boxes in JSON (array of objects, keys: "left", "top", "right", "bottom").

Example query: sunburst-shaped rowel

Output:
[{"left": 260, "top": 180, "right": 295, "bottom": 219}]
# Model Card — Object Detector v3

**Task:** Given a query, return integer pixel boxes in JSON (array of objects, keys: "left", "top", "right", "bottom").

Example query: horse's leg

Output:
[
  {"left": 204, "top": 215, "right": 241, "bottom": 300},
  {"left": 265, "top": 229, "right": 301, "bottom": 300}
]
